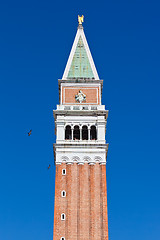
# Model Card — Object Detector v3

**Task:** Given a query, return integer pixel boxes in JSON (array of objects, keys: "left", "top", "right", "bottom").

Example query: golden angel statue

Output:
[{"left": 78, "top": 15, "right": 84, "bottom": 25}]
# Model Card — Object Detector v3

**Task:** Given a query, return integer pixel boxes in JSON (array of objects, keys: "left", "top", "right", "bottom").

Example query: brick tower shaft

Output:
[{"left": 53, "top": 163, "right": 108, "bottom": 240}]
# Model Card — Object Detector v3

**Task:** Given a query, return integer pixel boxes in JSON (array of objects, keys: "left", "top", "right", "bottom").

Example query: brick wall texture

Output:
[
  {"left": 62, "top": 86, "right": 100, "bottom": 105},
  {"left": 53, "top": 163, "right": 109, "bottom": 240}
]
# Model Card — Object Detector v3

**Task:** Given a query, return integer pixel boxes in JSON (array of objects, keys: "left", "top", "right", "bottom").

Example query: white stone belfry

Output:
[{"left": 53, "top": 22, "right": 108, "bottom": 165}]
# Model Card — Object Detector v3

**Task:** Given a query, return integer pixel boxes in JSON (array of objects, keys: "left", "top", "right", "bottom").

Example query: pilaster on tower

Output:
[{"left": 53, "top": 16, "right": 109, "bottom": 240}]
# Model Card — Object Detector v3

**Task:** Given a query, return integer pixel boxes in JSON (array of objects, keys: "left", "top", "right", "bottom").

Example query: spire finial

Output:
[{"left": 78, "top": 15, "right": 84, "bottom": 25}]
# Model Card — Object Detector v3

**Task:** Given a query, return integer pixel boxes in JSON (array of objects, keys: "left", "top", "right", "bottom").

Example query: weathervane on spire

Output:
[{"left": 78, "top": 15, "right": 84, "bottom": 25}]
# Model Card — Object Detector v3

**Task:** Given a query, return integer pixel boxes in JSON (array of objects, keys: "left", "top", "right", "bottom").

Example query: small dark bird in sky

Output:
[
  {"left": 28, "top": 130, "right": 32, "bottom": 136},
  {"left": 48, "top": 164, "right": 51, "bottom": 170}
]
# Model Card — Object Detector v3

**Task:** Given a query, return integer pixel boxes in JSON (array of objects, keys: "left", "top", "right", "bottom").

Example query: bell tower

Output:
[{"left": 53, "top": 16, "right": 109, "bottom": 240}]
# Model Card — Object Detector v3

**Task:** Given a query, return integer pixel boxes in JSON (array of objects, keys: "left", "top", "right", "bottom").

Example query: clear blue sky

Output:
[{"left": 0, "top": 0, "right": 160, "bottom": 239}]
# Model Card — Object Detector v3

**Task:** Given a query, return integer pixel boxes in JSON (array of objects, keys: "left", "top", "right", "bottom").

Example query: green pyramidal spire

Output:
[
  {"left": 67, "top": 36, "right": 94, "bottom": 79},
  {"left": 62, "top": 23, "right": 99, "bottom": 80}
]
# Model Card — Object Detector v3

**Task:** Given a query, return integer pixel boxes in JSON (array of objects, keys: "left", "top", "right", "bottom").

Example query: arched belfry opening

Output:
[
  {"left": 73, "top": 125, "right": 80, "bottom": 140},
  {"left": 90, "top": 126, "right": 97, "bottom": 140},
  {"left": 65, "top": 125, "right": 71, "bottom": 140},
  {"left": 82, "top": 125, "right": 88, "bottom": 140}
]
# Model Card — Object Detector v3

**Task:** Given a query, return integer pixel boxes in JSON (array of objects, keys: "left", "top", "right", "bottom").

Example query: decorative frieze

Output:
[{"left": 55, "top": 155, "right": 106, "bottom": 165}]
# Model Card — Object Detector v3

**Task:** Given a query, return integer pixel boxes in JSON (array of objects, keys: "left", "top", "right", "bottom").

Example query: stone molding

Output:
[{"left": 55, "top": 155, "right": 106, "bottom": 165}]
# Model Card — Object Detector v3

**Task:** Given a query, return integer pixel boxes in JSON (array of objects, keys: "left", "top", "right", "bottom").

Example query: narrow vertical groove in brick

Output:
[
  {"left": 90, "top": 164, "right": 94, "bottom": 240},
  {"left": 89, "top": 164, "right": 91, "bottom": 240},
  {"left": 101, "top": 164, "right": 109, "bottom": 240},
  {"left": 77, "top": 164, "right": 80, "bottom": 240},
  {"left": 90, "top": 163, "right": 101, "bottom": 239},
  {"left": 94, "top": 163, "right": 101, "bottom": 240},
  {"left": 53, "top": 163, "right": 67, "bottom": 240},
  {"left": 63, "top": 164, "right": 67, "bottom": 240},
  {"left": 66, "top": 163, "right": 78, "bottom": 240},
  {"left": 73, "top": 163, "right": 78, "bottom": 240},
  {"left": 100, "top": 164, "right": 103, "bottom": 239},
  {"left": 66, "top": 164, "right": 70, "bottom": 240},
  {"left": 79, "top": 163, "right": 90, "bottom": 240}
]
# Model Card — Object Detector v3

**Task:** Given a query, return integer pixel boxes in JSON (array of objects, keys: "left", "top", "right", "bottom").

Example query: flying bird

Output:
[
  {"left": 48, "top": 164, "right": 51, "bottom": 170},
  {"left": 28, "top": 129, "right": 32, "bottom": 136}
]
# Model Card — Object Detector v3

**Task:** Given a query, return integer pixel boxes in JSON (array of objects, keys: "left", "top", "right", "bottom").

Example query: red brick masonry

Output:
[
  {"left": 62, "top": 86, "right": 100, "bottom": 105},
  {"left": 53, "top": 163, "right": 108, "bottom": 240}
]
